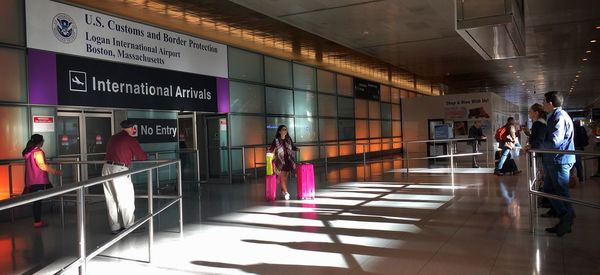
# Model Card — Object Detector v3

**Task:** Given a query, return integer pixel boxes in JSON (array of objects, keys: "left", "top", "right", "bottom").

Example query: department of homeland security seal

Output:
[{"left": 52, "top": 13, "right": 77, "bottom": 43}]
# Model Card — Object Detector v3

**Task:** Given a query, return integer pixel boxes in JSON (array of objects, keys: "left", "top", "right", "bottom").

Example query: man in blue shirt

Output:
[{"left": 541, "top": 91, "right": 575, "bottom": 237}]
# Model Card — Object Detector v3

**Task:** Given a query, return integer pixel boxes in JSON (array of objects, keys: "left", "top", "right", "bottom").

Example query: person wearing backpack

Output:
[
  {"left": 494, "top": 117, "right": 518, "bottom": 176},
  {"left": 571, "top": 120, "right": 588, "bottom": 181}
]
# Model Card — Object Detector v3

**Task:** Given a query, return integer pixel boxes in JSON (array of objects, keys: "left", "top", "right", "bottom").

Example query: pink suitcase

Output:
[
  {"left": 296, "top": 163, "right": 315, "bottom": 199},
  {"left": 266, "top": 174, "right": 277, "bottom": 201}
]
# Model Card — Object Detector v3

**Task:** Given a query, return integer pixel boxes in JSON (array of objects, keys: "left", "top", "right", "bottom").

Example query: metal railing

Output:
[
  {"left": 526, "top": 148, "right": 600, "bottom": 233},
  {"left": 0, "top": 159, "right": 183, "bottom": 275},
  {"left": 221, "top": 138, "right": 483, "bottom": 181}
]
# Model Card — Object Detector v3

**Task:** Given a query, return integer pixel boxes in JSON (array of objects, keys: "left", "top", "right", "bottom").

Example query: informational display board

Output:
[
  {"left": 26, "top": 0, "right": 228, "bottom": 78},
  {"left": 55, "top": 54, "right": 218, "bottom": 112},
  {"left": 353, "top": 78, "right": 380, "bottom": 101}
]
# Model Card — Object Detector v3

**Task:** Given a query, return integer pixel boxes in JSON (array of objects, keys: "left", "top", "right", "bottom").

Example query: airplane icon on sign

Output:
[
  {"left": 69, "top": 70, "right": 87, "bottom": 92},
  {"left": 72, "top": 76, "right": 84, "bottom": 86}
]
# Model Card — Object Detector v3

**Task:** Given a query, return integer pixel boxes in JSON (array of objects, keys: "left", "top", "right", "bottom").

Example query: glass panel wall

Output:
[
  {"left": 318, "top": 94, "right": 337, "bottom": 117},
  {"left": 294, "top": 117, "right": 318, "bottom": 142},
  {"left": 265, "top": 87, "right": 293, "bottom": 115},
  {"left": 0, "top": 48, "right": 27, "bottom": 102},
  {"left": 293, "top": 63, "right": 316, "bottom": 91},
  {"left": 337, "top": 74, "right": 353, "bottom": 96},
  {"left": 319, "top": 118, "right": 337, "bottom": 141},
  {"left": 265, "top": 56, "right": 292, "bottom": 87},
  {"left": 317, "top": 69, "right": 336, "bottom": 94},
  {"left": 338, "top": 119, "right": 355, "bottom": 140},
  {"left": 338, "top": 97, "right": 354, "bottom": 118},
  {"left": 355, "top": 99, "right": 368, "bottom": 118},
  {"left": 228, "top": 47, "right": 264, "bottom": 82},
  {"left": 0, "top": 0, "right": 25, "bottom": 45},
  {"left": 294, "top": 91, "right": 317, "bottom": 117},
  {"left": 231, "top": 115, "right": 265, "bottom": 146},
  {"left": 229, "top": 81, "right": 264, "bottom": 114},
  {"left": 0, "top": 106, "right": 28, "bottom": 159}
]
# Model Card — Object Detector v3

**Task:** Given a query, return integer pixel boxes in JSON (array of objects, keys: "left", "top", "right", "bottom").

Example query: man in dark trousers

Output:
[
  {"left": 571, "top": 120, "right": 588, "bottom": 181},
  {"left": 102, "top": 119, "right": 147, "bottom": 234},
  {"left": 542, "top": 91, "right": 575, "bottom": 237},
  {"left": 468, "top": 120, "right": 486, "bottom": 168}
]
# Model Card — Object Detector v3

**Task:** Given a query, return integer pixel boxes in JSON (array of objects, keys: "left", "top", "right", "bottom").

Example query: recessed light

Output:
[
  {"left": 516, "top": 75, "right": 520, "bottom": 78},
  {"left": 575, "top": 79, "right": 578, "bottom": 82},
  {"left": 576, "top": 75, "right": 579, "bottom": 77},
  {"left": 577, "top": 70, "right": 582, "bottom": 73},
  {"left": 508, "top": 65, "right": 513, "bottom": 68},
  {"left": 522, "top": 83, "right": 526, "bottom": 85},
  {"left": 591, "top": 40, "right": 597, "bottom": 43},
  {"left": 596, "top": 26, "right": 600, "bottom": 30},
  {"left": 582, "top": 58, "right": 588, "bottom": 61},
  {"left": 586, "top": 50, "right": 592, "bottom": 53},
  {"left": 513, "top": 71, "right": 517, "bottom": 73}
]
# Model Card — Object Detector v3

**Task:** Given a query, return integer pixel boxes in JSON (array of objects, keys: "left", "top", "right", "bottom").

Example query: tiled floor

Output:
[{"left": 2, "top": 158, "right": 600, "bottom": 274}]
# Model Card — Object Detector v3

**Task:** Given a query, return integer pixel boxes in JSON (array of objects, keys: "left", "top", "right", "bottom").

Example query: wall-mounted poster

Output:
[
  {"left": 468, "top": 106, "right": 490, "bottom": 118},
  {"left": 453, "top": 121, "right": 468, "bottom": 137},
  {"left": 444, "top": 107, "right": 467, "bottom": 120}
]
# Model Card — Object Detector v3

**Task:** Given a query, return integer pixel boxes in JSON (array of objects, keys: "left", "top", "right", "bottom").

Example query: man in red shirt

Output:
[{"left": 102, "top": 119, "right": 147, "bottom": 234}]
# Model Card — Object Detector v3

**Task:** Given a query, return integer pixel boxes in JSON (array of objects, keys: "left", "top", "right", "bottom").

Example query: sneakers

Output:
[
  {"left": 33, "top": 220, "right": 48, "bottom": 228},
  {"left": 283, "top": 192, "right": 290, "bottom": 200}
]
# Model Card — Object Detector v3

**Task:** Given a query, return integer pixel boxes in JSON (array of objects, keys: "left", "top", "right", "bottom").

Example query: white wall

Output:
[{"left": 402, "top": 92, "right": 519, "bottom": 166}]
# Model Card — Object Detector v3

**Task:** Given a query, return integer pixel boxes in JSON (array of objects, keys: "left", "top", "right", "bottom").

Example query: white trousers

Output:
[{"left": 102, "top": 164, "right": 135, "bottom": 231}]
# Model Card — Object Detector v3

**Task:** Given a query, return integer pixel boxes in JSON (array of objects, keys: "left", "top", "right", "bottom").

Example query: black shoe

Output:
[
  {"left": 545, "top": 226, "right": 557, "bottom": 233},
  {"left": 111, "top": 227, "right": 125, "bottom": 235},
  {"left": 541, "top": 209, "right": 557, "bottom": 218},
  {"left": 472, "top": 165, "right": 480, "bottom": 168},
  {"left": 494, "top": 171, "right": 504, "bottom": 176}
]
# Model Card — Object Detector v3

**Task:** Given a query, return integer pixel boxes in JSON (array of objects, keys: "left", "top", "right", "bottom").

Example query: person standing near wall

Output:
[
  {"left": 268, "top": 125, "right": 299, "bottom": 200},
  {"left": 22, "top": 134, "right": 62, "bottom": 228},
  {"left": 495, "top": 117, "right": 518, "bottom": 176},
  {"left": 102, "top": 119, "right": 147, "bottom": 234},
  {"left": 468, "top": 120, "right": 486, "bottom": 168},
  {"left": 541, "top": 91, "right": 575, "bottom": 237},
  {"left": 571, "top": 120, "right": 588, "bottom": 181}
]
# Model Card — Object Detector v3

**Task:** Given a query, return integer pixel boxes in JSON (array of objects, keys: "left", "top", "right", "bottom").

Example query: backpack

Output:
[{"left": 495, "top": 126, "right": 508, "bottom": 142}]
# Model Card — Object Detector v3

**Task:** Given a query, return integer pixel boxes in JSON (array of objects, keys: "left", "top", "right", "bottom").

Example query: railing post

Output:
[
  {"left": 59, "top": 163, "right": 65, "bottom": 229},
  {"left": 253, "top": 147, "right": 257, "bottom": 179},
  {"left": 450, "top": 140, "right": 455, "bottom": 175},
  {"left": 77, "top": 187, "right": 86, "bottom": 275},
  {"left": 155, "top": 153, "right": 160, "bottom": 195},
  {"left": 529, "top": 152, "right": 537, "bottom": 234},
  {"left": 8, "top": 164, "right": 14, "bottom": 223},
  {"left": 241, "top": 146, "right": 246, "bottom": 181},
  {"left": 147, "top": 170, "right": 153, "bottom": 263},
  {"left": 195, "top": 149, "right": 201, "bottom": 182},
  {"left": 405, "top": 142, "right": 409, "bottom": 177},
  {"left": 363, "top": 144, "right": 367, "bottom": 181},
  {"left": 177, "top": 161, "right": 183, "bottom": 237}
]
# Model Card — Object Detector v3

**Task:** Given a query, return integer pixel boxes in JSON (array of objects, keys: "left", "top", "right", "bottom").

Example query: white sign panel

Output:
[
  {"left": 26, "top": 0, "right": 228, "bottom": 78},
  {"left": 33, "top": 116, "right": 55, "bottom": 133}
]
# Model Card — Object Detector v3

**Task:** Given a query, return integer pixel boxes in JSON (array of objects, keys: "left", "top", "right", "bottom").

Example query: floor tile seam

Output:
[{"left": 414, "top": 200, "right": 483, "bottom": 275}]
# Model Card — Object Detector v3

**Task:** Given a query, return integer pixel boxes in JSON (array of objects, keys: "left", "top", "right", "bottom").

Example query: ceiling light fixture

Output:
[
  {"left": 586, "top": 50, "right": 592, "bottom": 53},
  {"left": 591, "top": 40, "right": 597, "bottom": 43},
  {"left": 596, "top": 26, "right": 600, "bottom": 30},
  {"left": 582, "top": 58, "right": 588, "bottom": 61},
  {"left": 576, "top": 75, "right": 579, "bottom": 77}
]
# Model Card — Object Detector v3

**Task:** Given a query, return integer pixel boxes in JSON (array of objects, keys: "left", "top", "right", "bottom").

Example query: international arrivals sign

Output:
[
  {"left": 25, "top": 0, "right": 228, "bottom": 78},
  {"left": 56, "top": 53, "right": 218, "bottom": 112}
]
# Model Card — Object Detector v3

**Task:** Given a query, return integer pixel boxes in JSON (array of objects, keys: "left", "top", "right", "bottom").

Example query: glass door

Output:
[
  {"left": 206, "top": 115, "right": 229, "bottom": 181},
  {"left": 84, "top": 115, "right": 113, "bottom": 179},
  {"left": 57, "top": 111, "right": 113, "bottom": 184},
  {"left": 178, "top": 113, "right": 199, "bottom": 181}
]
